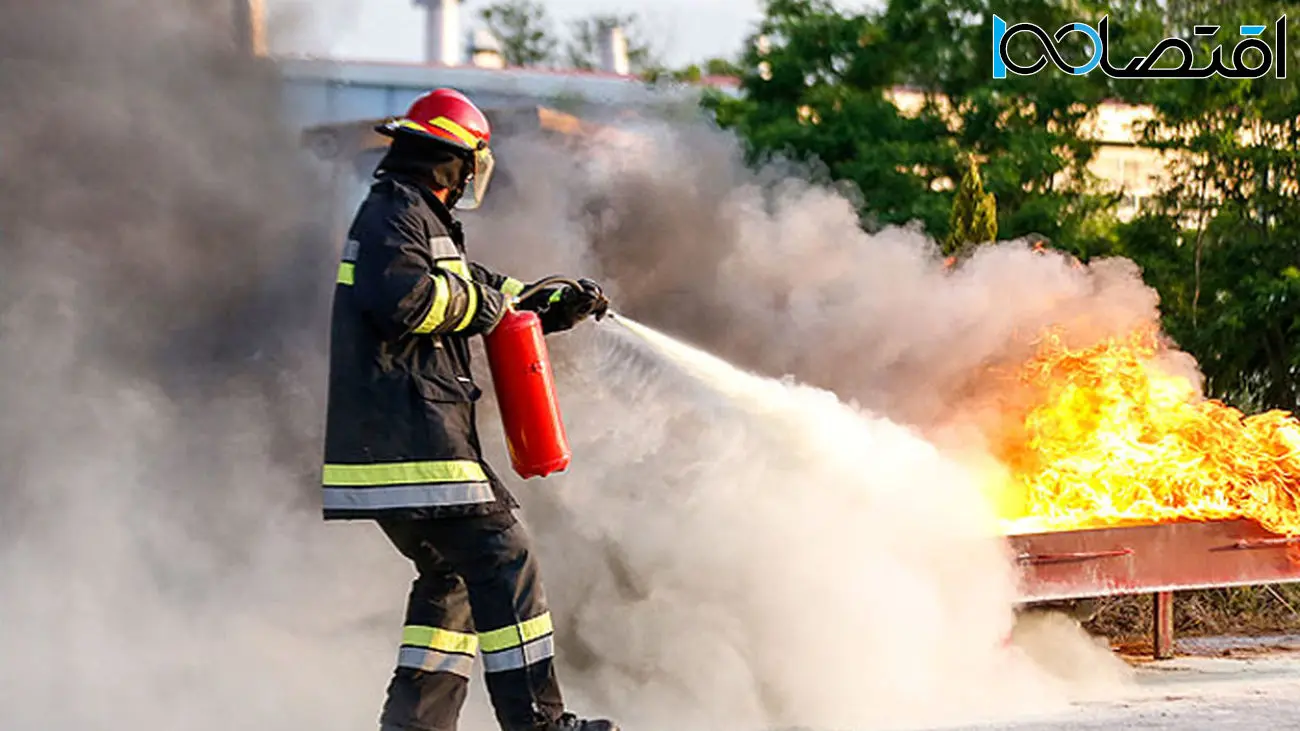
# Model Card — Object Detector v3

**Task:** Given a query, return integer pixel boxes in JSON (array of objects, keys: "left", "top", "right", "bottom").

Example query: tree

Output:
[
  {"left": 706, "top": 0, "right": 948, "bottom": 232},
  {"left": 642, "top": 56, "right": 745, "bottom": 85},
  {"left": 944, "top": 158, "right": 997, "bottom": 257},
  {"left": 704, "top": 57, "right": 743, "bottom": 78},
  {"left": 479, "top": 0, "right": 557, "bottom": 67},
  {"left": 705, "top": 0, "right": 1300, "bottom": 415},
  {"left": 705, "top": 0, "right": 1121, "bottom": 250},
  {"left": 1112, "top": 0, "right": 1300, "bottom": 412},
  {"left": 565, "top": 13, "right": 657, "bottom": 73}
]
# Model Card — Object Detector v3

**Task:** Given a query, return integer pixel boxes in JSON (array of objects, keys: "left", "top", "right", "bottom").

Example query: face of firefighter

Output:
[{"left": 455, "top": 145, "right": 495, "bottom": 211}]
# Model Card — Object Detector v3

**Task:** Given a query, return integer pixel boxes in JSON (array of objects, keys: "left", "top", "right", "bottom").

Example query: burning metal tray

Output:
[
  {"left": 1010, "top": 518, "right": 1300, "bottom": 603},
  {"left": 1008, "top": 519, "right": 1300, "bottom": 657}
]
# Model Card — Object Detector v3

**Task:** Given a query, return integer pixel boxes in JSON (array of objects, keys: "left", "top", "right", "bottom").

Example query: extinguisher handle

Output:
[{"left": 514, "top": 276, "right": 587, "bottom": 304}]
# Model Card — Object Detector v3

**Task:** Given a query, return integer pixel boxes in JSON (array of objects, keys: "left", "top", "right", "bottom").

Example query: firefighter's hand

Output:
[
  {"left": 572, "top": 278, "right": 611, "bottom": 322},
  {"left": 519, "top": 278, "right": 610, "bottom": 334}
]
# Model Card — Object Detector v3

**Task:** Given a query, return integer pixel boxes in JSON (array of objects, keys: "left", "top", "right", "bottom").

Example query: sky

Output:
[{"left": 268, "top": 0, "right": 768, "bottom": 67}]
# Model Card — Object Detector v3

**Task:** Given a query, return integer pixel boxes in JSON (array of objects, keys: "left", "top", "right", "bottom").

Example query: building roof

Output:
[
  {"left": 277, "top": 55, "right": 738, "bottom": 110},
  {"left": 300, "top": 105, "right": 623, "bottom": 163}
]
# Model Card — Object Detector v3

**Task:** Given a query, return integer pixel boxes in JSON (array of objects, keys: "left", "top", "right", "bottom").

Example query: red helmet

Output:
[{"left": 376, "top": 88, "right": 496, "bottom": 210}]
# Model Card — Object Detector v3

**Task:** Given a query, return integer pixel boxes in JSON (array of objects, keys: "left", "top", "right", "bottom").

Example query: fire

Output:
[{"left": 995, "top": 328, "right": 1300, "bottom": 536}]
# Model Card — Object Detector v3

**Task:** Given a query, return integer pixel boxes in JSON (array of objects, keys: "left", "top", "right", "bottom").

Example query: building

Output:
[
  {"left": 888, "top": 88, "right": 1169, "bottom": 222},
  {"left": 279, "top": 56, "right": 721, "bottom": 132},
  {"left": 262, "top": 0, "right": 737, "bottom": 132},
  {"left": 236, "top": 1, "right": 1169, "bottom": 224},
  {"left": 244, "top": 0, "right": 737, "bottom": 229}
]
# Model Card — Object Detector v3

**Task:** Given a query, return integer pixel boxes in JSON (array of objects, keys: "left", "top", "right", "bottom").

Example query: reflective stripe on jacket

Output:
[{"left": 322, "top": 174, "right": 526, "bottom": 520}]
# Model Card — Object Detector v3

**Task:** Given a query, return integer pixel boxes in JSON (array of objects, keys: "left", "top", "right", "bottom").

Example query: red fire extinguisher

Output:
[{"left": 485, "top": 304, "right": 572, "bottom": 479}]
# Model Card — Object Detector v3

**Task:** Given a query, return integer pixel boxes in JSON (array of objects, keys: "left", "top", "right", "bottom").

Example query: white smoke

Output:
[
  {"left": 466, "top": 128, "right": 1144, "bottom": 728},
  {"left": 0, "top": 2, "right": 407, "bottom": 729},
  {"left": 0, "top": 3, "right": 1137, "bottom": 729},
  {"left": 532, "top": 318, "right": 1022, "bottom": 729}
]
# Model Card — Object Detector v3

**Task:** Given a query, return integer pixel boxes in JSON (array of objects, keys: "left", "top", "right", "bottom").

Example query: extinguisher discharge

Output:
[{"left": 601, "top": 313, "right": 759, "bottom": 400}]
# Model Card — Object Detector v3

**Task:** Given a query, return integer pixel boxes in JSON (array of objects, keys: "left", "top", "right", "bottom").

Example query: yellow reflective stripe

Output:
[
  {"left": 454, "top": 276, "right": 478, "bottom": 332},
  {"left": 478, "top": 612, "right": 554, "bottom": 653},
  {"left": 429, "top": 116, "right": 479, "bottom": 148},
  {"left": 438, "top": 258, "right": 470, "bottom": 279},
  {"left": 435, "top": 260, "right": 478, "bottom": 332},
  {"left": 337, "top": 262, "right": 355, "bottom": 286},
  {"left": 501, "top": 278, "right": 525, "bottom": 297},
  {"left": 397, "top": 119, "right": 429, "bottom": 133},
  {"left": 403, "top": 625, "right": 479, "bottom": 656},
  {"left": 322, "top": 460, "right": 488, "bottom": 487},
  {"left": 413, "top": 274, "right": 452, "bottom": 335}
]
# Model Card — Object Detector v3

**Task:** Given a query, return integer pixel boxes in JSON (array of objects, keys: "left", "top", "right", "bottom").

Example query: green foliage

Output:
[
  {"left": 704, "top": 57, "right": 744, "bottom": 78},
  {"left": 710, "top": 0, "right": 1299, "bottom": 415},
  {"left": 706, "top": 0, "right": 942, "bottom": 231},
  {"left": 1111, "top": 0, "right": 1300, "bottom": 412},
  {"left": 944, "top": 158, "right": 997, "bottom": 256},
  {"left": 479, "top": 0, "right": 557, "bottom": 67},
  {"left": 642, "top": 56, "right": 745, "bottom": 85},
  {"left": 565, "top": 14, "right": 657, "bottom": 73},
  {"left": 706, "top": 0, "right": 1121, "bottom": 249}
]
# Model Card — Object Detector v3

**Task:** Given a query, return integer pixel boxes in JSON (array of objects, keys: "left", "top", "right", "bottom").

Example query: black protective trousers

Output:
[{"left": 377, "top": 511, "right": 564, "bottom": 731}]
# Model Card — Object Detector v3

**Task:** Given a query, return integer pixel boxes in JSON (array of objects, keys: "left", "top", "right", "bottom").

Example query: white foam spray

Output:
[
  {"left": 487, "top": 313, "right": 1132, "bottom": 730},
  {"left": 0, "top": 3, "right": 1135, "bottom": 728}
]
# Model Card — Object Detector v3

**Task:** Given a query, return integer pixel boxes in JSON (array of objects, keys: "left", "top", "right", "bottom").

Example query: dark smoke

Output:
[
  {"left": 0, "top": 5, "right": 410, "bottom": 729},
  {"left": 0, "top": 3, "right": 1136, "bottom": 726},
  {"left": 459, "top": 127, "right": 1143, "bottom": 727},
  {"left": 0, "top": 1, "right": 328, "bottom": 539},
  {"left": 470, "top": 126, "right": 1170, "bottom": 438}
]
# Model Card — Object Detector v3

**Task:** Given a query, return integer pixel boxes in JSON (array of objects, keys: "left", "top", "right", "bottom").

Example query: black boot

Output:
[{"left": 536, "top": 712, "right": 620, "bottom": 731}]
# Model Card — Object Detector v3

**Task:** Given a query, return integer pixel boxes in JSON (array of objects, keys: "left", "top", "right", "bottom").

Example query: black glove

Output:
[
  {"left": 572, "top": 278, "right": 611, "bottom": 321},
  {"left": 517, "top": 278, "right": 610, "bottom": 334}
]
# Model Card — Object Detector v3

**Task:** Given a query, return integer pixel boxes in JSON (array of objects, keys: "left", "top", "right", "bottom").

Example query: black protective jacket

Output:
[{"left": 322, "top": 174, "right": 527, "bottom": 521}]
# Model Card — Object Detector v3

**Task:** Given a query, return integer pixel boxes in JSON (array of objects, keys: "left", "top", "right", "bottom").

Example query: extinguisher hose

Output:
[
  {"left": 513, "top": 276, "right": 618, "bottom": 323},
  {"left": 513, "top": 275, "right": 588, "bottom": 304}
]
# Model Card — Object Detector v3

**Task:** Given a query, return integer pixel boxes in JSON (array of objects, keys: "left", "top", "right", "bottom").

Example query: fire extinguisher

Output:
[{"left": 484, "top": 277, "right": 586, "bottom": 479}]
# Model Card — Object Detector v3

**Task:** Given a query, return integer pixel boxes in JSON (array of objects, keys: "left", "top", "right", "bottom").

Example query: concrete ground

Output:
[{"left": 946, "top": 635, "right": 1300, "bottom": 731}]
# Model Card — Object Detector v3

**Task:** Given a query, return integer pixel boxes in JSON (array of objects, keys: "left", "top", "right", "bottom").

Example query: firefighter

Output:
[{"left": 322, "top": 88, "right": 616, "bottom": 731}]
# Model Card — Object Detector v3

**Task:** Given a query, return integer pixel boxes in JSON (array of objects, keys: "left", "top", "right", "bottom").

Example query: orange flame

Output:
[{"left": 995, "top": 328, "right": 1300, "bottom": 536}]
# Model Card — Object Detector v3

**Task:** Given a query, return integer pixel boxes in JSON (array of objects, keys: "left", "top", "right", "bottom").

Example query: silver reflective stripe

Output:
[
  {"left": 322, "top": 482, "right": 494, "bottom": 510},
  {"left": 397, "top": 647, "right": 475, "bottom": 678},
  {"left": 342, "top": 239, "right": 360, "bottom": 262},
  {"left": 429, "top": 236, "right": 459, "bottom": 258},
  {"left": 481, "top": 635, "right": 555, "bottom": 673}
]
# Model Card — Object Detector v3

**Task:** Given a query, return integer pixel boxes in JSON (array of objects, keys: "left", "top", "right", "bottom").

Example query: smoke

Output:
[
  {"left": 1009, "top": 610, "right": 1136, "bottom": 702},
  {"left": 464, "top": 129, "right": 1145, "bottom": 726},
  {"left": 476, "top": 125, "right": 1191, "bottom": 435},
  {"left": 0, "top": 2, "right": 409, "bottom": 729},
  {"left": 0, "top": 2, "right": 1140, "bottom": 729},
  {"left": 531, "top": 316, "right": 1041, "bottom": 729}
]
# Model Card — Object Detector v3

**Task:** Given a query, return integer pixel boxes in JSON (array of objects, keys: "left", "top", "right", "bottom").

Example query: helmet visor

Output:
[{"left": 456, "top": 146, "right": 496, "bottom": 210}]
